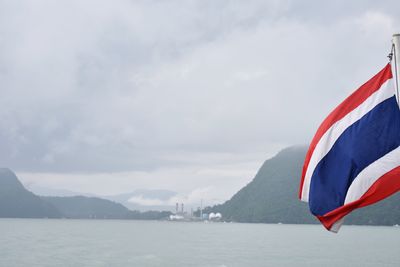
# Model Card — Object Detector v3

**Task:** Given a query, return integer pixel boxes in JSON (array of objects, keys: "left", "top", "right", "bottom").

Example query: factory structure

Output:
[
  {"left": 169, "top": 201, "right": 222, "bottom": 222},
  {"left": 169, "top": 203, "right": 186, "bottom": 221}
]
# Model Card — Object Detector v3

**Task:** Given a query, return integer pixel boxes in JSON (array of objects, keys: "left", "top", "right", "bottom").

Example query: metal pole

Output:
[
  {"left": 200, "top": 199, "right": 203, "bottom": 219},
  {"left": 392, "top": 34, "right": 400, "bottom": 104}
]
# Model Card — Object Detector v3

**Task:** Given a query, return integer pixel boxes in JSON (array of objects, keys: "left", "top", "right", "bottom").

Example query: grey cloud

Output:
[{"left": 0, "top": 0, "right": 399, "bottom": 174}]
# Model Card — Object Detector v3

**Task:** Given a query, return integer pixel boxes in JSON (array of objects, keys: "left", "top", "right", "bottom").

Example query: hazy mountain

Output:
[
  {"left": 42, "top": 196, "right": 132, "bottom": 219},
  {"left": 203, "top": 146, "right": 400, "bottom": 226},
  {"left": 0, "top": 168, "right": 171, "bottom": 220},
  {"left": 25, "top": 184, "right": 92, "bottom": 197},
  {"left": 42, "top": 196, "right": 172, "bottom": 220},
  {"left": 25, "top": 183, "right": 178, "bottom": 212},
  {"left": 0, "top": 168, "right": 61, "bottom": 218},
  {"left": 103, "top": 189, "right": 177, "bottom": 212}
]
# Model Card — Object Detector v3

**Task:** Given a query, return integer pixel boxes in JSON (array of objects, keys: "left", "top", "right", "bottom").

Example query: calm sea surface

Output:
[{"left": 0, "top": 219, "right": 399, "bottom": 267}]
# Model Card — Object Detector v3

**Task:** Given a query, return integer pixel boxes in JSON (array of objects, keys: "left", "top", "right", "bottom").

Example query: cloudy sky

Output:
[{"left": 1, "top": 0, "right": 399, "bottom": 207}]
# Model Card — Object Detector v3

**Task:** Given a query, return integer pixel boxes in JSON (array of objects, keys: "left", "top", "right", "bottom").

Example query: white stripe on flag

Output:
[
  {"left": 330, "top": 218, "right": 344, "bottom": 233},
  {"left": 344, "top": 146, "right": 400, "bottom": 205},
  {"left": 301, "top": 79, "right": 395, "bottom": 202}
]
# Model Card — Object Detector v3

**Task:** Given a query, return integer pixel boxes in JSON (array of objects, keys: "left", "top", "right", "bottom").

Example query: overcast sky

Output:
[{"left": 1, "top": 0, "right": 399, "bottom": 207}]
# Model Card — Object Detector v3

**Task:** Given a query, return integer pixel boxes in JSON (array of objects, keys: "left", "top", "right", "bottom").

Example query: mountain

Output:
[
  {"left": 0, "top": 168, "right": 61, "bottom": 218},
  {"left": 25, "top": 184, "right": 93, "bottom": 197},
  {"left": 0, "top": 168, "right": 171, "bottom": 220},
  {"left": 42, "top": 196, "right": 172, "bottom": 220},
  {"left": 203, "top": 146, "right": 400, "bottom": 226},
  {"left": 42, "top": 196, "right": 132, "bottom": 219},
  {"left": 103, "top": 189, "right": 177, "bottom": 212},
  {"left": 25, "top": 184, "right": 177, "bottom": 212}
]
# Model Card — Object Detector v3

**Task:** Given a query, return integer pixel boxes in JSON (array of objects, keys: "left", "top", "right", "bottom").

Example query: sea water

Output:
[{"left": 0, "top": 219, "right": 399, "bottom": 267}]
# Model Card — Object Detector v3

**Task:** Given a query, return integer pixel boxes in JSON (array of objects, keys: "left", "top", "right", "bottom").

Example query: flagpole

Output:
[{"left": 392, "top": 33, "right": 400, "bottom": 105}]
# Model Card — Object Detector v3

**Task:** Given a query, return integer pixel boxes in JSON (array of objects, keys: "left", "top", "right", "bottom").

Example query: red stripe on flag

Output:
[
  {"left": 299, "top": 64, "right": 393, "bottom": 198},
  {"left": 317, "top": 166, "right": 400, "bottom": 231}
]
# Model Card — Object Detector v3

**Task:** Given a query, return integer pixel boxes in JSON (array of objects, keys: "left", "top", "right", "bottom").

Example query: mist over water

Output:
[{"left": 1, "top": 219, "right": 399, "bottom": 267}]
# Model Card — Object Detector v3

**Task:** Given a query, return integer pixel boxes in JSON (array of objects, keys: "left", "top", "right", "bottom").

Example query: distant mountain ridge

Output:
[
  {"left": 42, "top": 196, "right": 132, "bottom": 219},
  {"left": 204, "top": 146, "right": 400, "bottom": 226},
  {"left": 3, "top": 146, "right": 400, "bottom": 226},
  {"left": 26, "top": 184, "right": 177, "bottom": 212},
  {"left": 25, "top": 184, "right": 94, "bottom": 197},
  {"left": 0, "top": 168, "right": 171, "bottom": 220},
  {"left": 102, "top": 189, "right": 177, "bottom": 212}
]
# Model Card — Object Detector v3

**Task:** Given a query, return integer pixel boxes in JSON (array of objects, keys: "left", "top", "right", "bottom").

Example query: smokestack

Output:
[
  {"left": 176, "top": 203, "right": 179, "bottom": 214},
  {"left": 200, "top": 199, "right": 203, "bottom": 219},
  {"left": 181, "top": 203, "right": 184, "bottom": 214}
]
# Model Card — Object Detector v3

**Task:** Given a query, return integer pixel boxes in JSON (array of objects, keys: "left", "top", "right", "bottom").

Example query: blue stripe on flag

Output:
[{"left": 309, "top": 96, "right": 400, "bottom": 216}]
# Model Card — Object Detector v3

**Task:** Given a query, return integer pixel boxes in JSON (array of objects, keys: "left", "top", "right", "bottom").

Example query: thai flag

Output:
[{"left": 299, "top": 63, "right": 400, "bottom": 232}]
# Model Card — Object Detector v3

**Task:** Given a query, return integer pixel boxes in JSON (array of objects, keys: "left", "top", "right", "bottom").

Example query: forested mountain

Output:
[
  {"left": 204, "top": 146, "right": 400, "bottom": 226},
  {"left": 0, "top": 168, "right": 61, "bottom": 218},
  {"left": 3, "top": 147, "right": 399, "bottom": 226},
  {"left": 0, "top": 168, "right": 171, "bottom": 220},
  {"left": 42, "top": 196, "right": 172, "bottom": 220},
  {"left": 103, "top": 189, "right": 177, "bottom": 212},
  {"left": 42, "top": 196, "right": 132, "bottom": 219}
]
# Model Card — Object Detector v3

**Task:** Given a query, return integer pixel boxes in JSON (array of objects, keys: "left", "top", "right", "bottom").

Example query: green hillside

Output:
[
  {"left": 0, "top": 168, "right": 171, "bottom": 220},
  {"left": 204, "top": 146, "right": 400, "bottom": 226},
  {"left": 0, "top": 168, "right": 61, "bottom": 218},
  {"left": 42, "top": 196, "right": 132, "bottom": 219},
  {"left": 42, "top": 196, "right": 172, "bottom": 220}
]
